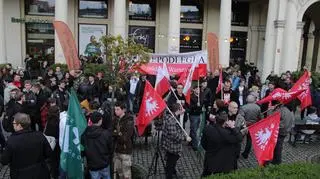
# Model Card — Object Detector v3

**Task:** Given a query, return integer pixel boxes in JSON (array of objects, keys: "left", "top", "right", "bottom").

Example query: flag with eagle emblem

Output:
[
  {"left": 289, "top": 71, "right": 312, "bottom": 110},
  {"left": 248, "top": 112, "right": 280, "bottom": 166},
  {"left": 136, "top": 80, "right": 167, "bottom": 136},
  {"left": 257, "top": 88, "right": 305, "bottom": 105}
]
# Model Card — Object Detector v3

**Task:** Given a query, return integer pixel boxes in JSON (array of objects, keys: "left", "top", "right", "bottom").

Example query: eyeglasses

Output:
[{"left": 12, "top": 122, "right": 18, "bottom": 125}]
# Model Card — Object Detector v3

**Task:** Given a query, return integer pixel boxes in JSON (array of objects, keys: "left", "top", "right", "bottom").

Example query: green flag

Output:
[{"left": 60, "top": 89, "right": 87, "bottom": 179}]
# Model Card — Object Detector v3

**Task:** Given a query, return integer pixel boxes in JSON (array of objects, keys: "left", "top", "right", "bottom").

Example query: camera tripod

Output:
[{"left": 147, "top": 129, "right": 166, "bottom": 178}]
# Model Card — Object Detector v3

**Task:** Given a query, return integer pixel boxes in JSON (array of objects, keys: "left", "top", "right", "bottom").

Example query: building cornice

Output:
[
  {"left": 274, "top": 20, "right": 286, "bottom": 28},
  {"left": 297, "top": 21, "right": 305, "bottom": 30}
]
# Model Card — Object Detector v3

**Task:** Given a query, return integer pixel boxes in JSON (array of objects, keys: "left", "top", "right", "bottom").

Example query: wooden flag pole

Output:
[
  {"left": 166, "top": 106, "right": 189, "bottom": 137},
  {"left": 170, "top": 86, "right": 184, "bottom": 109}
]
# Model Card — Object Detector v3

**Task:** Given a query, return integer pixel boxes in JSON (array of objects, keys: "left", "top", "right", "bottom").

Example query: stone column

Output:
[
  {"left": 281, "top": 1, "right": 298, "bottom": 72},
  {"left": 306, "top": 31, "right": 315, "bottom": 70},
  {"left": 0, "top": 0, "right": 6, "bottom": 63},
  {"left": 262, "top": 0, "right": 277, "bottom": 81},
  {"left": 168, "top": 0, "right": 180, "bottom": 53},
  {"left": 54, "top": 0, "right": 68, "bottom": 64},
  {"left": 273, "top": 20, "right": 285, "bottom": 74},
  {"left": 113, "top": 0, "right": 126, "bottom": 38},
  {"left": 311, "top": 29, "right": 320, "bottom": 71},
  {"left": 218, "top": 0, "right": 232, "bottom": 67},
  {"left": 273, "top": 0, "right": 287, "bottom": 74}
]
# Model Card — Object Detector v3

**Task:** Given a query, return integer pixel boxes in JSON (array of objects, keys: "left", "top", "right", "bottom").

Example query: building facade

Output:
[{"left": 0, "top": 0, "right": 320, "bottom": 81}]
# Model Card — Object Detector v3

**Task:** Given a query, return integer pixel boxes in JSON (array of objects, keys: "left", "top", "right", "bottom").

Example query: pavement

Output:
[{"left": 1, "top": 127, "right": 320, "bottom": 179}]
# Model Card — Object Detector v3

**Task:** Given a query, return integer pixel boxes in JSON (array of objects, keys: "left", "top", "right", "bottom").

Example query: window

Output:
[
  {"left": 25, "top": 0, "right": 55, "bottom": 16},
  {"left": 180, "top": 0, "right": 203, "bottom": 23},
  {"left": 230, "top": 31, "right": 248, "bottom": 61},
  {"left": 79, "top": 0, "right": 108, "bottom": 18},
  {"left": 129, "top": 0, "right": 156, "bottom": 21},
  {"left": 79, "top": 24, "right": 107, "bottom": 58},
  {"left": 232, "top": 1, "right": 249, "bottom": 26},
  {"left": 128, "top": 26, "right": 155, "bottom": 51},
  {"left": 180, "top": 28, "right": 202, "bottom": 53},
  {"left": 26, "top": 23, "right": 54, "bottom": 61}
]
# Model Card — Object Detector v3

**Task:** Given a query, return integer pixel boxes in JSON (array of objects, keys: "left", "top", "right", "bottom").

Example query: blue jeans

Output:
[
  {"left": 190, "top": 115, "right": 201, "bottom": 148},
  {"left": 89, "top": 166, "right": 111, "bottom": 179}
]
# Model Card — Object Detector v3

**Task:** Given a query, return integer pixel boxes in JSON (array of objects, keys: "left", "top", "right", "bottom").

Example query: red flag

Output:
[
  {"left": 289, "top": 71, "right": 312, "bottom": 110},
  {"left": 207, "top": 32, "right": 219, "bottom": 73},
  {"left": 177, "top": 70, "right": 188, "bottom": 86},
  {"left": 155, "top": 63, "right": 171, "bottom": 97},
  {"left": 53, "top": 21, "right": 81, "bottom": 71},
  {"left": 216, "top": 65, "right": 223, "bottom": 94},
  {"left": 183, "top": 58, "right": 199, "bottom": 104},
  {"left": 257, "top": 88, "right": 305, "bottom": 105},
  {"left": 136, "top": 81, "right": 167, "bottom": 136},
  {"left": 249, "top": 112, "right": 281, "bottom": 166}
]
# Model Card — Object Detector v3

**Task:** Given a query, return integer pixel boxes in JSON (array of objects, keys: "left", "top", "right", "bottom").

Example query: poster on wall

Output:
[
  {"left": 128, "top": 26, "right": 155, "bottom": 51},
  {"left": 79, "top": 24, "right": 107, "bottom": 58}
]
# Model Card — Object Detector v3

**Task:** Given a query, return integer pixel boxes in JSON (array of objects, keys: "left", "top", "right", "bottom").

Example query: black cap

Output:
[{"left": 91, "top": 111, "right": 103, "bottom": 124}]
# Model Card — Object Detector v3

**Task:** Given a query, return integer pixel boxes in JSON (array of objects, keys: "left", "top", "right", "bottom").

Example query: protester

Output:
[
  {"left": 162, "top": 103, "right": 191, "bottom": 179},
  {"left": 201, "top": 111, "right": 242, "bottom": 177},
  {"left": 82, "top": 111, "right": 113, "bottom": 179},
  {"left": 239, "top": 95, "right": 261, "bottom": 158},
  {"left": 113, "top": 102, "right": 134, "bottom": 179},
  {"left": 268, "top": 103, "right": 294, "bottom": 165},
  {"left": 189, "top": 86, "right": 203, "bottom": 150},
  {"left": 0, "top": 113, "right": 52, "bottom": 179}
]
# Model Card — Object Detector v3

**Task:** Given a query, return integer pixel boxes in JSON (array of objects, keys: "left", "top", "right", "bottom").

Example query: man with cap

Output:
[{"left": 81, "top": 111, "right": 113, "bottom": 179}]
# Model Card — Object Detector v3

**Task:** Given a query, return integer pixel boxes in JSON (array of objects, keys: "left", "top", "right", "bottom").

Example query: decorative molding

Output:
[
  {"left": 274, "top": 20, "right": 286, "bottom": 28},
  {"left": 250, "top": 25, "right": 265, "bottom": 32},
  {"left": 297, "top": 21, "right": 305, "bottom": 29}
]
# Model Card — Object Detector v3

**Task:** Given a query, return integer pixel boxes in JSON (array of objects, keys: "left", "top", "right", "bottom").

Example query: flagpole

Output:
[
  {"left": 170, "top": 86, "right": 184, "bottom": 109},
  {"left": 197, "top": 78, "right": 200, "bottom": 106},
  {"left": 166, "top": 106, "right": 189, "bottom": 137},
  {"left": 261, "top": 103, "right": 283, "bottom": 115}
]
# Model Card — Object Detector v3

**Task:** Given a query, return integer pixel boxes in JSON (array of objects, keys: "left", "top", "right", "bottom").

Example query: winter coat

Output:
[
  {"left": 279, "top": 106, "right": 294, "bottom": 136},
  {"left": 0, "top": 130, "right": 52, "bottom": 179},
  {"left": 112, "top": 114, "right": 134, "bottom": 154},
  {"left": 44, "top": 106, "right": 60, "bottom": 139},
  {"left": 239, "top": 103, "right": 261, "bottom": 125},
  {"left": 201, "top": 124, "right": 242, "bottom": 176},
  {"left": 161, "top": 114, "right": 185, "bottom": 155},
  {"left": 190, "top": 93, "right": 203, "bottom": 115},
  {"left": 81, "top": 126, "right": 113, "bottom": 170}
]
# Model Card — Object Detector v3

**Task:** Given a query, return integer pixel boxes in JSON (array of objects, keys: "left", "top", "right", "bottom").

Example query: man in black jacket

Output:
[
  {"left": 0, "top": 113, "right": 52, "bottom": 179},
  {"left": 113, "top": 102, "right": 134, "bottom": 179},
  {"left": 82, "top": 111, "right": 113, "bottom": 179},
  {"left": 189, "top": 86, "right": 203, "bottom": 150}
]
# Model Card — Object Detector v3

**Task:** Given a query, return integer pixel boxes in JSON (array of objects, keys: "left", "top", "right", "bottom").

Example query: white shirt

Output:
[
  {"left": 59, "top": 111, "right": 67, "bottom": 150},
  {"left": 129, "top": 78, "right": 139, "bottom": 95}
]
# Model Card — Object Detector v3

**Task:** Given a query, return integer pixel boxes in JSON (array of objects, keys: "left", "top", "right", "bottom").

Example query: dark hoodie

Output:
[{"left": 81, "top": 126, "right": 113, "bottom": 170}]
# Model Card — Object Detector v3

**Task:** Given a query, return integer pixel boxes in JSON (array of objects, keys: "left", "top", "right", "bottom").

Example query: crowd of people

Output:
[{"left": 0, "top": 60, "right": 319, "bottom": 179}]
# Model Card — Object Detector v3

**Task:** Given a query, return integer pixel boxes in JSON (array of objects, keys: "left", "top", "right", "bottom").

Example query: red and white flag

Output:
[
  {"left": 249, "top": 112, "right": 281, "bottom": 166},
  {"left": 216, "top": 65, "right": 223, "bottom": 94},
  {"left": 177, "top": 70, "right": 188, "bottom": 86},
  {"left": 257, "top": 88, "right": 305, "bottom": 105},
  {"left": 155, "top": 63, "right": 171, "bottom": 97},
  {"left": 136, "top": 81, "right": 167, "bottom": 136},
  {"left": 289, "top": 71, "right": 312, "bottom": 110},
  {"left": 182, "top": 58, "right": 199, "bottom": 104}
]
